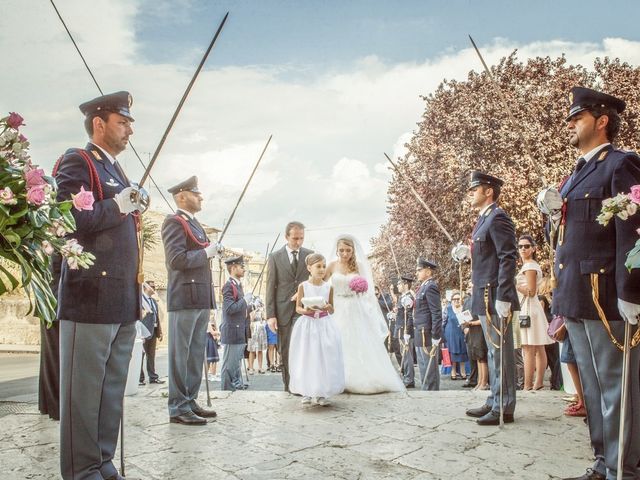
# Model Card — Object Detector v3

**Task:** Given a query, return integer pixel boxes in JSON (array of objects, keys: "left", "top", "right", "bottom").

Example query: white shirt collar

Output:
[
  {"left": 582, "top": 143, "right": 610, "bottom": 163},
  {"left": 285, "top": 245, "right": 299, "bottom": 262},
  {"left": 478, "top": 202, "right": 496, "bottom": 217},
  {"left": 90, "top": 142, "right": 117, "bottom": 165},
  {"left": 177, "top": 208, "right": 194, "bottom": 220}
]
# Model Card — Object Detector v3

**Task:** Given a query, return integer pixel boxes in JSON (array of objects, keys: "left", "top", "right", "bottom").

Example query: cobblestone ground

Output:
[{"left": 1, "top": 383, "right": 592, "bottom": 480}]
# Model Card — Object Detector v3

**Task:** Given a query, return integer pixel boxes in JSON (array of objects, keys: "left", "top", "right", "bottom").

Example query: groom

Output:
[{"left": 266, "top": 221, "right": 312, "bottom": 392}]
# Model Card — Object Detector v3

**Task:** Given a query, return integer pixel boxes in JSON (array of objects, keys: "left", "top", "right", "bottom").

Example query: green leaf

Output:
[
  {"left": 0, "top": 262, "right": 19, "bottom": 295},
  {"left": 2, "top": 231, "right": 21, "bottom": 246},
  {"left": 625, "top": 239, "right": 640, "bottom": 272}
]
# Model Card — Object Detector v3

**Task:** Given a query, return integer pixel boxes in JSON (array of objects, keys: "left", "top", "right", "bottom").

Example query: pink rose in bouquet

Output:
[
  {"left": 0, "top": 187, "right": 17, "bottom": 205},
  {"left": 6, "top": 112, "right": 24, "bottom": 129},
  {"left": 24, "top": 167, "right": 46, "bottom": 188},
  {"left": 630, "top": 184, "right": 640, "bottom": 204},
  {"left": 26, "top": 185, "right": 46, "bottom": 205},
  {"left": 72, "top": 185, "right": 94, "bottom": 211},
  {"left": 349, "top": 275, "right": 368, "bottom": 295}
]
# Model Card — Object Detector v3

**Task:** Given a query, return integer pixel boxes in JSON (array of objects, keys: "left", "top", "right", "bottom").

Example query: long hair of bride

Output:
[{"left": 337, "top": 237, "right": 358, "bottom": 274}]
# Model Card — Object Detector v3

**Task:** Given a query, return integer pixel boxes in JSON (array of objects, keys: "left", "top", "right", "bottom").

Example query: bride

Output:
[{"left": 325, "top": 234, "right": 405, "bottom": 394}]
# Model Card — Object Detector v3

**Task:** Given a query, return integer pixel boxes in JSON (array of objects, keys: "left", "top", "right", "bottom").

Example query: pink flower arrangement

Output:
[
  {"left": 0, "top": 187, "right": 16, "bottom": 205},
  {"left": 24, "top": 167, "right": 46, "bottom": 188},
  {"left": 631, "top": 185, "right": 640, "bottom": 204},
  {"left": 26, "top": 185, "right": 46, "bottom": 205},
  {"left": 72, "top": 185, "right": 94, "bottom": 211},
  {"left": 349, "top": 275, "right": 368, "bottom": 295},
  {"left": 6, "top": 112, "right": 24, "bottom": 129}
]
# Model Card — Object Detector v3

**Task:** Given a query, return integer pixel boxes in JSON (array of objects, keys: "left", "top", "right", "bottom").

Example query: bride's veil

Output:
[{"left": 330, "top": 234, "right": 389, "bottom": 339}]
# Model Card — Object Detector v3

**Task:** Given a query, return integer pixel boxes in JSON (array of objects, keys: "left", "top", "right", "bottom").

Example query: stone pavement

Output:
[{"left": 1, "top": 385, "right": 593, "bottom": 480}]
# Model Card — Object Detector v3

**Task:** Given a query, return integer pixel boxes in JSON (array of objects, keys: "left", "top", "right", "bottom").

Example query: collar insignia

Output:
[
  {"left": 91, "top": 150, "right": 101, "bottom": 160},
  {"left": 597, "top": 150, "right": 608, "bottom": 161},
  {"left": 106, "top": 179, "right": 119, "bottom": 187}
]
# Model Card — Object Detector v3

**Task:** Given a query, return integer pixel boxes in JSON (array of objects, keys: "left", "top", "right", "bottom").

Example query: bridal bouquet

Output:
[
  {"left": 348, "top": 275, "right": 368, "bottom": 295},
  {"left": 0, "top": 112, "right": 95, "bottom": 325},
  {"left": 597, "top": 184, "right": 640, "bottom": 271}
]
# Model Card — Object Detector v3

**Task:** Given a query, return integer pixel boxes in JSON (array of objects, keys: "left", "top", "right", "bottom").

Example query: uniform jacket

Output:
[
  {"left": 265, "top": 246, "right": 312, "bottom": 325},
  {"left": 552, "top": 145, "right": 640, "bottom": 321},
  {"left": 395, "top": 292, "right": 415, "bottom": 337},
  {"left": 141, "top": 295, "right": 162, "bottom": 338},
  {"left": 413, "top": 279, "right": 442, "bottom": 347},
  {"left": 55, "top": 143, "right": 140, "bottom": 324},
  {"left": 220, "top": 278, "right": 249, "bottom": 345},
  {"left": 470, "top": 203, "right": 519, "bottom": 317},
  {"left": 162, "top": 211, "right": 216, "bottom": 311}
]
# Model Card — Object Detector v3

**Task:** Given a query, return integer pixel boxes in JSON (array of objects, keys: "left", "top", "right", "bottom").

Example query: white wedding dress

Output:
[{"left": 330, "top": 272, "right": 405, "bottom": 394}]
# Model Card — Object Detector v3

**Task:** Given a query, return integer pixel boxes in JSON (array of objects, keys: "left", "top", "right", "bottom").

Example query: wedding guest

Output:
[
  {"left": 376, "top": 285, "right": 395, "bottom": 355},
  {"left": 206, "top": 321, "right": 220, "bottom": 382},
  {"left": 461, "top": 288, "right": 479, "bottom": 389},
  {"left": 140, "top": 281, "right": 164, "bottom": 386},
  {"left": 539, "top": 277, "right": 561, "bottom": 390},
  {"left": 516, "top": 235, "right": 554, "bottom": 390},
  {"left": 443, "top": 293, "right": 469, "bottom": 380},
  {"left": 561, "top": 335, "right": 586, "bottom": 418},
  {"left": 265, "top": 321, "right": 279, "bottom": 372},
  {"left": 220, "top": 256, "right": 252, "bottom": 391},
  {"left": 247, "top": 298, "right": 267, "bottom": 374},
  {"left": 289, "top": 253, "right": 345, "bottom": 406},
  {"left": 460, "top": 303, "right": 489, "bottom": 391}
]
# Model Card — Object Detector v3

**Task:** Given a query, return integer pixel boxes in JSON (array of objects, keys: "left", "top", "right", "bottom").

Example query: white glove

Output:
[
  {"left": 244, "top": 292, "right": 254, "bottom": 304},
  {"left": 431, "top": 337, "right": 441, "bottom": 345},
  {"left": 401, "top": 296, "right": 414, "bottom": 308},
  {"left": 495, "top": 299, "right": 511, "bottom": 319},
  {"left": 451, "top": 243, "right": 471, "bottom": 263},
  {"left": 204, "top": 242, "right": 224, "bottom": 258},
  {"left": 386, "top": 312, "right": 396, "bottom": 321},
  {"left": 113, "top": 187, "right": 138, "bottom": 214},
  {"left": 618, "top": 298, "right": 640, "bottom": 325},
  {"left": 536, "top": 187, "right": 563, "bottom": 216},
  {"left": 403, "top": 334, "right": 411, "bottom": 343}
]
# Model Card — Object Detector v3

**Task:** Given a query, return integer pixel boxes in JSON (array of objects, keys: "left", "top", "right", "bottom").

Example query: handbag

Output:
[
  {"left": 519, "top": 296, "right": 531, "bottom": 328},
  {"left": 547, "top": 314, "right": 566, "bottom": 342}
]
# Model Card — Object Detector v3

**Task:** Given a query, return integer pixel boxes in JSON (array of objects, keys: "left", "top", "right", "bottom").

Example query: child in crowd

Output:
[
  {"left": 288, "top": 253, "right": 345, "bottom": 406},
  {"left": 265, "top": 319, "right": 280, "bottom": 372},
  {"left": 206, "top": 321, "right": 221, "bottom": 381}
]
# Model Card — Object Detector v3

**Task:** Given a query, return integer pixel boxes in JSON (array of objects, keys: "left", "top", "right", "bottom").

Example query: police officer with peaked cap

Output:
[
  {"left": 163, "top": 175, "right": 219, "bottom": 425},
  {"left": 55, "top": 91, "right": 145, "bottom": 480},
  {"left": 413, "top": 259, "right": 443, "bottom": 391},
  {"left": 555, "top": 87, "right": 640, "bottom": 480},
  {"left": 464, "top": 171, "right": 519, "bottom": 426},
  {"left": 396, "top": 275, "right": 416, "bottom": 387}
]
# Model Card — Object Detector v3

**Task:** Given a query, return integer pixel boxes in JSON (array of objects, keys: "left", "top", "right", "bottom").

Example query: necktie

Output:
[
  {"left": 575, "top": 157, "right": 586, "bottom": 174},
  {"left": 291, "top": 250, "right": 299, "bottom": 273},
  {"left": 113, "top": 160, "right": 129, "bottom": 185}
]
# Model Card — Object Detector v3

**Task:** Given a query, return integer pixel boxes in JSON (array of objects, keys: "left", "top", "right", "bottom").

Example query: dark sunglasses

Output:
[
  {"left": 452, "top": 297, "right": 461, "bottom": 301},
  {"left": 518, "top": 244, "right": 532, "bottom": 249}
]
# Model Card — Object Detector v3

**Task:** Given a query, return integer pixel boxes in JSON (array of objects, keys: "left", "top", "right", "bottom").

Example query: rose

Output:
[
  {"left": 24, "top": 167, "right": 46, "bottom": 188},
  {"left": 72, "top": 185, "right": 94, "bottom": 211},
  {"left": 0, "top": 187, "right": 17, "bottom": 205},
  {"left": 630, "top": 185, "right": 640, "bottom": 204},
  {"left": 627, "top": 202, "right": 638, "bottom": 216},
  {"left": 26, "top": 185, "right": 46, "bottom": 205},
  {"left": 66, "top": 256, "right": 79, "bottom": 270},
  {"left": 18, "top": 134, "right": 27, "bottom": 143},
  {"left": 617, "top": 210, "right": 629, "bottom": 221},
  {"left": 348, "top": 275, "right": 369, "bottom": 294},
  {"left": 41, "top": 240, "right": 54, "bottom": 255},
  {"left": 6, "top": 112, "right": 24, "bottom": 129}
]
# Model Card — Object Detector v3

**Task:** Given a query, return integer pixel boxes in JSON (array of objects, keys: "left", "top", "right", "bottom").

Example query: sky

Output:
[{"left": 2, "top": 0, "right": 640, "bottom": 259}]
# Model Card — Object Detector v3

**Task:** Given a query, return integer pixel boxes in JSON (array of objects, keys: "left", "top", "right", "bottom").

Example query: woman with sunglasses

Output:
[{"left": 516, "top": 234, "right": 554, "bottom": 390}]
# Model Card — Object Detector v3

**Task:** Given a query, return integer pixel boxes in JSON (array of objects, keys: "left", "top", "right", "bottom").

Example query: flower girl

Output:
[{"left": 289, "top": 253, "right": 345, "bottom": 406}]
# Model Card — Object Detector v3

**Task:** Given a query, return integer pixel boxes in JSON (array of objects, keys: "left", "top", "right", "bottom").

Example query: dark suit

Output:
[
  {"left": 414, "top": 279, "right": 442, "bottom": 390},
  {"left": 470, "top": 202, "right": 518, "bottom": 416},
  {"left": 220, "top": 278, "right": 250, "bottom": 390},
  {"left": 55, "top": 143, "right": 139, "bottom": 480},
  {"left": 140, "top": 294, "right": 161, "bottom": 383},
  {"left": 265, "top": 245, "right": 312, "bottom": 391},
  {"left": 553, "top": 145, "right": 640, "bottom": 478},
  {"left": 162, "top": 210, "right": 215, "bottom": 417},
  {"left": 396, "top": 291, "right": 415, "bottom": 386}
]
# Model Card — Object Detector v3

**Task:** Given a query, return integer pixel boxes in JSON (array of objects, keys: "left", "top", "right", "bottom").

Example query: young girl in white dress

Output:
[{"left": 289, "top": 253, "right": 345, "bottom": 406}]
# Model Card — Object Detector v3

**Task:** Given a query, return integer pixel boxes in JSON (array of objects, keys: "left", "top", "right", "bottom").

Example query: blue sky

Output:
[{"left": 3, "top": 0, "right": 640, "bottom": 258}]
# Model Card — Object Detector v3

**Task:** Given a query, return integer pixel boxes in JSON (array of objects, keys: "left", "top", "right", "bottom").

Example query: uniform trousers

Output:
[
  {"left": 415, "top": 326, "right": 440, "bottom": 391},
  {"left": 479, "top": 313, "right": 517, "bottom": 415},
  {"left": 400, "top": 337, "right": 415, "bottom": 386},
  {"left": 168, "top": 309, "right": 209, "bottom": 417},
  {"left": 220, "top": 343, "right": 247, "bottom": 390},
  {"left": 566, "top": 318, "right": 640, "bottom": 480},
  {"left": 59, "top": 320, "right": 135, "bottom": 480}
]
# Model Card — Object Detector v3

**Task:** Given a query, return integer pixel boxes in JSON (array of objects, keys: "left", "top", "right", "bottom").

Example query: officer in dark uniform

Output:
[
  {"left": 163, "top": 176, "right": 218, "bottom": 426},
  {"left": 413, "top": 259, "right": 443, "bottom": 391},
  {"left": 554, "top": 88, "right": 640, "bottom": 480},
  {"left": 55, "top": 91, "right": 143, "bottom": 480},
  {"left": 464, "top": 171, "right": 519, "bottom": 426},
  {"left": 396, "top": 275, "right": 416, "bottom": 387},
  {"left": 220, "top": 256, "right": 252, "bottom": 391},
  {"left": 375, "top": 285, "right": 396, "bottom": 359}
]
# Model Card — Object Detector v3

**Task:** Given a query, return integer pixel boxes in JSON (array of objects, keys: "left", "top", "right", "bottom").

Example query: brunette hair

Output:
[
  {"left": 518, "top": 234, "right": 537, "bottom": 261},
  {"left": 588, "top": 106, "right": 621, "bottom": 142},
  {"left": 337, "top": 237, "right": 358, "bottom": 273},
  {"left": 305, "top": 252, "right": 325, "bottom": 267},
  {"left": 285, "top": 221, "right": 305, "bottom": 236}
]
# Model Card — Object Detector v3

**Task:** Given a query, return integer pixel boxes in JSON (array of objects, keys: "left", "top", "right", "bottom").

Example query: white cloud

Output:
[{"left": 3, "top": 2, "right": 640, "bottom": 257}]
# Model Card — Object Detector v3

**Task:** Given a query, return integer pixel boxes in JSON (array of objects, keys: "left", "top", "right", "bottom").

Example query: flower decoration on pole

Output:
[
  {"left": 348, "top": 275, "right": 369, "bottom": 295},
  {"left": 597, "top": 185, "right": 640, "bottom": 271},
  {"left": 0, "top": 112, "right": 95, "bottom": 325}
]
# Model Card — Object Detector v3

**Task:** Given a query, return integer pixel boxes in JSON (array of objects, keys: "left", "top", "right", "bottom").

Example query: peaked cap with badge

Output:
[
  {"left": 79, "top": 91, "right": 134, "bottom": 121},
  {"left": 416, "top": 258, "right": 438, "bottom": 270},
  {"left": 224, "top": 255, "right": 245, "bottom": 266},
  {"left": 468, "top": 171, "right": 504, "bottom": 190},
  {"left": 168, "top": 176, "right": 200, "bottom": 195},
  {"left": 565, "top": 86, "right": 626, "bottom": 122}
]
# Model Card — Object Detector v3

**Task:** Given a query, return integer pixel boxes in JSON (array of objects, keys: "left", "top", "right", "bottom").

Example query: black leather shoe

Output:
[
  {"left": 405, "top": 383, "right": 415, "bottom": 388},
  {"left": 149, "top": 378, "right": 165, "bottom": 384},
  {"left": 170, "top": 411, "right": 207, "bottom": 426},
  {"left": 465, "top": 404, "right": 492, "bottom": 418},
  {"left": 192, "top": 404, "right": 217, "bottom": 418},
  {"left": 462, "top": 382, "right": 477, "bottom": 388},
  {"left": 138, "top": 380, "right": 145, "bottom": 386},
  {"left": 562, "top": 468, "right": 606, "bottom": 480},
  {"left": 476, "top": 410, "right": 514, "bottom": 426}
]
